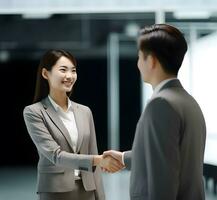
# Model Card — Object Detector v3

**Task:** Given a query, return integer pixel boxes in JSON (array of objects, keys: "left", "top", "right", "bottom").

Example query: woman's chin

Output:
[
  {"left": 63, "top": 85, "right": 73, "bottom": 92},
  {"left": 65, "top": 88, "right": 72, "bottom": 93}
]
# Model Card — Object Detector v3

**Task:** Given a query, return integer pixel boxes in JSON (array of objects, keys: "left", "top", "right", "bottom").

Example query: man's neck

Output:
[{"left": 151, "top": 74, "right": 177, "bottom": 89}]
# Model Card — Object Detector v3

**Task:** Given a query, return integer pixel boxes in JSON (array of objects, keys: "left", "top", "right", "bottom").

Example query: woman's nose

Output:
[{"left": 66, "top": 71, "right": 73, "bottom": 78}]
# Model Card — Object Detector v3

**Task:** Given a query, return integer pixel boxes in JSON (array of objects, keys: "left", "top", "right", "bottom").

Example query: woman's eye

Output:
[
  {"left": 60, "top": 68, "right": 66, "bottom": 72},
  {"left": 72, "top": 69, "right": 77, "bottom": 73}
]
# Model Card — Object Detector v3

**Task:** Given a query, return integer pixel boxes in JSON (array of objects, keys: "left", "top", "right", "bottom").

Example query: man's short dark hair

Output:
[{"left": 138, "top": 24, "right": 188, "bottom": 75}]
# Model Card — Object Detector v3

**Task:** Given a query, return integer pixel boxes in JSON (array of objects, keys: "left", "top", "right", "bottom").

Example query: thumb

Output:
[{"left": 103, "top": 150, "right": 113, "bottom": 158}]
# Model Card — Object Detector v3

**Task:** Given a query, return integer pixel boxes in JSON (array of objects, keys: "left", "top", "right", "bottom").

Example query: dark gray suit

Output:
[
  {"left": 124, "top": 79, "right": 206, "bottom": 200},
  {"left": 23, "top": 97, "right": 105, "bottom": 200}
]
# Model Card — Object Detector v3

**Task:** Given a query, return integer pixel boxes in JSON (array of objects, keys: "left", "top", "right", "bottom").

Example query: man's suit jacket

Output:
[
  {"left": 124, "top": 79, "right": 206, "bottom": 200},
  {"left": 23, "top": 97, "right": 105, "bottom": 200}
]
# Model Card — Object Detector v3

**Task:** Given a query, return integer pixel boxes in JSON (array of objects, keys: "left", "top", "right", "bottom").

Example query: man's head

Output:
[{"left": 137, "top": 24, "right": 187, "bottom": 81}]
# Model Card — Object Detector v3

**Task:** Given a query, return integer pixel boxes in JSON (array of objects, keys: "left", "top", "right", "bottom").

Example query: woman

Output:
[{"left": 23, "top": 49, "right": 123, "bottom": 200}]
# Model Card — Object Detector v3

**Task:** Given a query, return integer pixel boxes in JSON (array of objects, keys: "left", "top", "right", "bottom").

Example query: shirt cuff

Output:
[{"left": 122, "top": 152, "right": 125, "bottom": 165}]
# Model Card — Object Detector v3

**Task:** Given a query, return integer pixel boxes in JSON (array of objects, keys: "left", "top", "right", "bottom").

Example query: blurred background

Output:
[{"left": 0, "top": 0, "right": 217, "bottom": 199}]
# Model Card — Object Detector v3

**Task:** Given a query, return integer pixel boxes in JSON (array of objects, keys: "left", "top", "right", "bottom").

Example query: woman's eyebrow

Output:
[{"left": 59, "top": 65, "right": 76, "bottom": 69}]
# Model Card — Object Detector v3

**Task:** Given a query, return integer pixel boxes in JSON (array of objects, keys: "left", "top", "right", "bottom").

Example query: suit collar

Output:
[
  {"left": 151, "top": 79, "right": 183, "bottom": 99},
  {"left": 48, "top": 95, "right": 72, "bottom": 112},
  {"left": 159, "top": 79, "right": 183, "bottom": 92}
]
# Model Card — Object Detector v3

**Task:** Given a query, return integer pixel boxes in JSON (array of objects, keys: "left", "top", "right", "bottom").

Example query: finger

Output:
[
  {"left": 103, "top": 150, "right": 113, "bottom": 158},
  {"left": 102, "top": 166, "right": 113, "bottom": 173},
  {"left": 110, "top": 161, "right": 123, "bottom": 170},
  {"left": 101, "top": 167, "right": 106, "bottom": 172},
  {"left": 111, "top": 163, "right": 124, "bottom": 171},
  {"left": 101, "top": 167, "right": 110, "bottom": 173},
  {"left": 109, "top": 157, "right": 125, "bottom": 168},
  {"left": 107, "top": 165, "right": 121, "bottom": 173},
  {"left": 106, "top": 160, "right": 124, "bottom": 172},
  {"left": 103, "top": 150, "right": 119, "bottom": 159},
  {"left": 107, "top": 153, "right": 120, "bottom": 161},
  {"left": 101, "top": 160, "right": 118, "bottom": 173}
]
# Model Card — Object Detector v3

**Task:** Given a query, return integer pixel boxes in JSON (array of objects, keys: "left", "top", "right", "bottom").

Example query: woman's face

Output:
[{"left": 43, "top": 56, "right": 77, "bottom": 95}]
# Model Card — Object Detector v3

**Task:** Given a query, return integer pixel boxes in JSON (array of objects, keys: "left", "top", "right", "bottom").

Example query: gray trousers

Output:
[{"left": 38, "top": 180, "right": 95, "bottom": 200}]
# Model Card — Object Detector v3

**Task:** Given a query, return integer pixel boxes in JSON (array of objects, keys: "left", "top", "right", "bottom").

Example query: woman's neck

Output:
[{"left": 49, "top": 91, "right": 68, "bottom": 111}]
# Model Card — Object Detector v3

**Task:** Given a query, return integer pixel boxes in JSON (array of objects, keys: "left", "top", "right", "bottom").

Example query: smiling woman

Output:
[
  {"left": 41, "top": 56, "right": 77, "bottom": 111},
  {"left": 23, "top": 49, "right": 124, "bottom": 200},
  {"left": 33, "top": 50, "right": 77, "bottom": 104}
]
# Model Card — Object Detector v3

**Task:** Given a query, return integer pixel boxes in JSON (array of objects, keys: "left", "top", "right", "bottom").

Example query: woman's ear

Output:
[{"left": 42, "top": 68, "right": 49, "bottom": 80}]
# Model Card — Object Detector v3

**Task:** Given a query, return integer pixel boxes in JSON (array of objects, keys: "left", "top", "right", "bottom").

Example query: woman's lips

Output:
[{"left": 63, "top": 81, "right": 73, "bottom": 86}]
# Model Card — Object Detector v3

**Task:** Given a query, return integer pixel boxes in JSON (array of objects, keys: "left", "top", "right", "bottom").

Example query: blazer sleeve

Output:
[
  {"left": 139, "top": 97, "right": 181, "bottom": 199},
  {"left": 87, "top": 108, "right": 105, "bottom": 200},
  {"left": 23, "top": 105, "right": 94, "bottom": 172},
  {"left": 123, "top": 151, "right": 132, "bottom": 170}
]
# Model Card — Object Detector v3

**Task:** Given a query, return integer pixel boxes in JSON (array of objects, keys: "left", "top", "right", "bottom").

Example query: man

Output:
[{"left": 104, "top": 24, "right": 206, "bottom": 200}]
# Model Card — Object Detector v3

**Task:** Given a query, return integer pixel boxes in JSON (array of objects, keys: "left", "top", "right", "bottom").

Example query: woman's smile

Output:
[{"left": 62, "top": 80, "right": 73, "bottom": 87}]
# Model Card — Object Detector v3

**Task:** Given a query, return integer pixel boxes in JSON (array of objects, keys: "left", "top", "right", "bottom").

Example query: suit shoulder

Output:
[
  {"left": 71, "top": 101, "right": 92, "bottom": 113},
  {"left": 23, "top": 102, "right": 43, "bottom": 115},
  {"left": 145, "top": 97, "right": 177, "bottom": 116},
  {"left": 147, "top": 97, "right": 171, "bottom": 108}
]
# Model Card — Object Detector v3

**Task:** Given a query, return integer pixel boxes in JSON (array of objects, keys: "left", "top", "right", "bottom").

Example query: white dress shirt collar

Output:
[
  {"left": 152, "top": 78, "right": 177, "bottom": 97},
  {"left": 48, "top": 95, "right": 72, "bottom": 112}
]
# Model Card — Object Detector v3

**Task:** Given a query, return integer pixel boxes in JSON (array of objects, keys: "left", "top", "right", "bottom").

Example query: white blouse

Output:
[{"left": 48, "top": 95, "right": 80, "bottom": 177}]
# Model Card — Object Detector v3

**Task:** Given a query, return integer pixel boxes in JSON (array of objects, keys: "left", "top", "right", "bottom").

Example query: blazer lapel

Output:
[
  {"left": 41, "top": 98, "right": 75, "bottom": 152},
  {"left": 72, "top": 102, "right": 84, "bottom": 153}
]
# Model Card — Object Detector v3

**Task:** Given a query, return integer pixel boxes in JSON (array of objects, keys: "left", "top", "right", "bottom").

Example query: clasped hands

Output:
[{"left": 93, "top": 150, "right": 125, "bottom": 173}]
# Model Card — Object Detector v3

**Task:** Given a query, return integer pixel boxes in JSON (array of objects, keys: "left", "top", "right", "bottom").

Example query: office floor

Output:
[{"left": 0, "top": 167, "right": 216, "bottom": 200}]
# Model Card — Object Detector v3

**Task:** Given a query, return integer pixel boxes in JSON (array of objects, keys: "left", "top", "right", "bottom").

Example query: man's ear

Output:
[
  {"left": 42, "top": 68, "right": 49, "bottom": 80},
  {"left": 147, "top": 54, "right": 156, "bottom": 70}
]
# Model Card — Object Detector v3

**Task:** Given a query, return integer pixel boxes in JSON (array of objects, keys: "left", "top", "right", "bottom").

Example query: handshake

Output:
[{"left": 93, "top": 150, "right": 125, "bottom": 173}]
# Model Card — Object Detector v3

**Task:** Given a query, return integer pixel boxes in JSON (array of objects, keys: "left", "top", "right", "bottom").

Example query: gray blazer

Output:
[
  {"left": 124, "top": 79, "right": 206, "bottom": 200},
  {"left": 23, "top": 97, "right": 105, "bottom": 200}
]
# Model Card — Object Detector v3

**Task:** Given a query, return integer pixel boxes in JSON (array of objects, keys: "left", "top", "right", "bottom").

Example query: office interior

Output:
[{"left": 0, "top": 0, "right": 217, "bottom": 199}]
